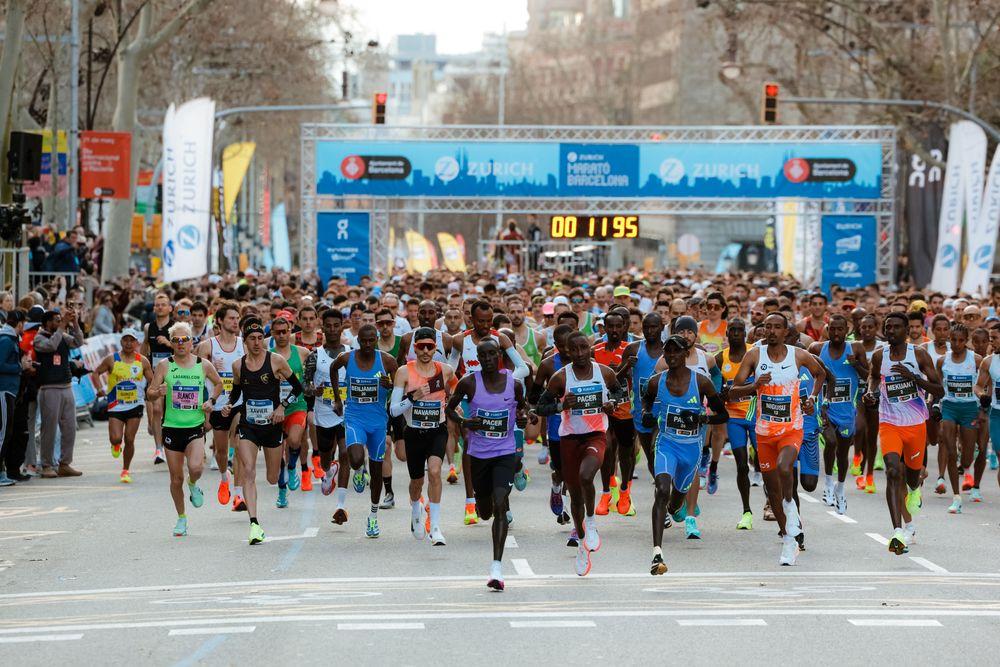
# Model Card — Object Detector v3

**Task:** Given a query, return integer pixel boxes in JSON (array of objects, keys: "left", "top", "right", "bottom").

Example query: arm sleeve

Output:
[
  {"left": 705, "top": 394, "right": 729, "bottom": 424},
  {"left": 506, "top": 346, "right": 529, "bottom": 380},
  {"left": 227, "top": 381, "right": 243, "bottom": 407},
  {"left": 389, "top": 386, "right": 411, "bottom": 418},
  {"left": 609, "top": 382, "right": 629, "bottom": 404},
  {"left": 709, "top": 364, "right": 723, "bottom": 392}
]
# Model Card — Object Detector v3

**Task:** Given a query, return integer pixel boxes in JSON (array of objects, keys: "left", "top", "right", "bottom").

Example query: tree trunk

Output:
[{"left": 0, "top": 0, "right": 28, "bottom": 192}]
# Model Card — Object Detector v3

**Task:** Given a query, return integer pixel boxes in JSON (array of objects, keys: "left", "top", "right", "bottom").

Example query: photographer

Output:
[{"left": 33, "top": 307, "right": 85, "bottom": 478}]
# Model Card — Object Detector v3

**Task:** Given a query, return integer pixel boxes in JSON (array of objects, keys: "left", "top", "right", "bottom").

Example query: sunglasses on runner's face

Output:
[
  {"left": 705, "top": 303, "right": 723, "bottom": 310},
  {"left": 171, "top": 336, "right": 191, "bottom": 344},
  {"left": 415, "top": 342, "right": 436, "bottom": 351},
  {"left": 377, "top": 319, "right": 394, "bottom": 326},
  {"left": 176, "top": 309, "right": 190, "bottom": 316}
]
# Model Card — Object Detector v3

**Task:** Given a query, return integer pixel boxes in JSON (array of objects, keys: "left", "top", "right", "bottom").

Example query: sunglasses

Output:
[
  {"left": 376, "top": 320, "right": 394, "bottom": 326},
  {"left": 571, "top": 297, "right": 583, "bottom": 304},
  {"left": 705, "top": 303, "right": 723, "bottom": 310},
  {"left": 171, "top": 336, "right": 191, "bottom": 344},
  {"left": 414, "top": 342, "right": 436, "bottom": 351},
  {"left": 176, "top": 309, "right": 191, "bottom": 316}
]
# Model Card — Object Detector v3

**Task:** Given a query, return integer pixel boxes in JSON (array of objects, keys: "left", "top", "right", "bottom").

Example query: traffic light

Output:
[
  {"left": 761, "top": 82, "right": 779, "bottom": 124},
  {"left": 372, "top": 92, "right": 387, "bottom": 124}
]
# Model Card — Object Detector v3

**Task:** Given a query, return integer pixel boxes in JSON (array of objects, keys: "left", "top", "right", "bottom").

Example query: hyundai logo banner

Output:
[{"left": 821, "top": 215, "right": 876, "bottom": 293}]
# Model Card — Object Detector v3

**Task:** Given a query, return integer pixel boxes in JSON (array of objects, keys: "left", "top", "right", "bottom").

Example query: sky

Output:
[{"left": 349, "top": 0, "right": 529, "bottom": 54}]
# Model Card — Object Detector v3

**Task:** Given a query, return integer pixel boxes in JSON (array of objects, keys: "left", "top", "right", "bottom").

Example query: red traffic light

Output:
[
  {"left": 374, "top": 92, "right": 387, "bottom": 105},
  {"left": 764, "top": 83, "right": 779, "bottom": 97}
]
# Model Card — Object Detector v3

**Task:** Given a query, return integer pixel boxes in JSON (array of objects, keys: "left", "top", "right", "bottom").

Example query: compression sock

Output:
[
  {"left": 278, "top": 465, "right": 287, "bottom": 489},
  {"left": 336, "top": 487, "right": 347, "bottom": 508},
  {"left": 288, "top": 448, "right": 300, "bottom": 469},
  {"left": 429, "top": 502, "right": 441, "bottom": 528},
  {"left": 709, "top": 460, "right": 719, "bottom": 475},
  {"left": 384, "top": 476, "right": 393, "bottom": 495}
]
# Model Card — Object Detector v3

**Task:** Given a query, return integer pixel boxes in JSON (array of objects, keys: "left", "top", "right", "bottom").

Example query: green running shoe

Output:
[
  {"left": 188, "top": 483, "right": 204, "bottom": 508},
  {"left": 905, "top": 486, "right": 922, "bottom": 516},
  {"left": 173, "top": 516, "right": 188, "bottom": 537},
  {"left": 736, "top": 511, "right": 753, "bottom": 530},
  {"left": 874, "top": 449, "right": 885, "bottom": 471},
  {"left": 249, "top": 522, "right": 265, "bottom": 545},
  {"left": 287, "top": 466, "right": 300, "bottom": 491},
  {"left": 366, "top": 515, "right": 380, "bottom": 538}
]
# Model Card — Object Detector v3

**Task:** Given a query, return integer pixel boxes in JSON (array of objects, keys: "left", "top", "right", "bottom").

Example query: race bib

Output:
[
  {"left": 830, "top": 378, "right": 852, "bottom": 403},
  {"left": 219, "top": 372, "right": 234, "bottom": 394},
  {"left": 568, "top": 384, "right": 603, "bottom": 416},
  {"left": 994, "top": 381, "right": 1000, "bottom": 402},
  {"left": 320, "top": 383, "right": 338, "bottom": 405},
  {"left": 760, "top": 394, "right": 792, "bottom": 422},
  {"left": 280, "top": 380, "right": 292, "bottom": 403},
  {"left": 171, "top": 384, "right": 200, "bottom": 411},
  {"left": 246, "top": 399, "right": 272, "bottom": 425},
  {"left": 946, "top": 374, "right": 974, "bottom": 399},
  {"left": 349, "top": 377, "right": 378, "bottom": 403},
  {"left": 477, "top": 409, "right": 509, "bottom": 439},
  {"left": 153, "top": 352, "right": 170, "bottom": 366},
  {"left": 411, "top": 400, "right": 442, "bottom": 428},
  {"left": 885, "top": 375, "right": 917, "bottom": 403},
  {"left": 116, "top": 380, "right": 138, "bottom": 404},
  {"left": 663, "top": 405, "right": 700, "bottom": 437}
]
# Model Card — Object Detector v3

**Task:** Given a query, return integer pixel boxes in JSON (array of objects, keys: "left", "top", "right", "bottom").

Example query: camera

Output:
[{"left": 0, "top": 191, "right": 30, "bottom": 242}]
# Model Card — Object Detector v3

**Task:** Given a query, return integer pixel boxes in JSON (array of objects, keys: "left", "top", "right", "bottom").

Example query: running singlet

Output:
[
  {"left": 754, "top": 345, "right": 802, "bottom": 437},
  {"left": 698, "top": 320, "right": 727, "bottom": 354},
  {"left": 878, "top": 344, "right": 928, "bottom": 426},
  {"left": 941, "top": 349, "right": 977, "bottom": 403},
  {"left": 241, "top": 353, "right": 281, "bottom": 426},
  {"left": 210, "top": 336, "right": 244, "bottom": 411},
  {"left": 924, "top": 342, "right": 950, "bottom": 368},
  {"left": 277, "top": 346, "right": 307, "bottom": 414},
  {"left": 558, "top": 362, "right": 609, "bottom": 437},
  {"left": 313, "top": 346, "right": 346, "bottom": 428},
  {"left": 147, "top": 319, "right": 175, "bottom": 366},
  {"left": 593, "top": 340, "right": 630, "bottom": 420},
  {"left": 688, "top": 348, "right": 710, "bottom": 377},
  {"left": 720, "top": 348, "right": 753, "bottom": 421},
  {"left": 802, "top": 316, "right": 827, "bottom": 342},
  {"left": 163, "top": 357, "right": 206, "bottom": 428},
  {"left": 405, "top": 329, "right": 447, "bottom": 363},
  {"left": 403, "top": 361, "right": 447, "bottom": 429},
  {"left": 820, "top": 342, "right": 859, "bottom": 418},
  {"left": 107, "top": 353, "right": 145, "bottom": 412},
  {"left": 343, "top": 350, "right": 388, "bottom": 425},
  {"left": 797, "top": 364, "right": 819, "bottom": 433},
  {"left": 653, "top": 370, "right": 704, "bottom": 447},
  {"left": 294, "top": 330, "right": 324, "bottom": 352},
  {"left": 521, "top": 329, "right": 541, "bottom": 369},
  {"left": 989, "top": 355, "right": 1000, "bottom": 410},
  {"left": 631, "top": 341, "right": 660, "bottom": 420},
  {"left": 379, "top": 335, "right": 402, "bottom": 359},
  {"left": 457, "top": 330, "right": 499, "bottom": 376},
  {"left": 466, "top": 370, "right": 516, "bottom": 458},
  {"left": 547, "top": 352, "right": 564, "bottom": 442}
]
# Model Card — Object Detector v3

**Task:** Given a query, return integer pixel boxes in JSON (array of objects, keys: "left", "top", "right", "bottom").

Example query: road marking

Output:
[
  {"left": 0, "top": 634, "right": 83, "bottom": 643},
  {"left": 866, "top": 533, "right": 889, "bottom": 545},
  {"left": 511, "top": 559, "right": 535, "bottom": 577},
  {"left": 827, "top": 511, "right": 857, "bottom": 524},
  {"left": 268, "top": 527, "right": 319, "bottom": 542},
  {"left": 169, "top": 627, "right": 255, "bottom": 636},
  {"left": 510, "top": 620, "right": 595, "bottom": 628},
  {"left": 677, "top": 619, "right": 766, "bottom": 626},
  {"left": 799, "top": 494, "right": 820, "bottom": 504},
  {"left": 0, "top": 530, "right": 68, "bottom": 541},
  {"left": 848, "top": 619, "right": 942, "bottom": 627},
  {"left": 908, "top": 557, "right": 948, "bottom": 574},
  {"left": 337, "top": 623, "right": 424, "bottom": 631},
  {"left": 505, "top": 535, "right": 518, "bottom": 548}
]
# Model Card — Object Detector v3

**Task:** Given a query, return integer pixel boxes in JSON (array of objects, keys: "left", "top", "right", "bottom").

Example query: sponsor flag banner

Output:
[
  {"left": 775, "top": 200, "right": 800, "bottom": 277},
  {"left": 80, "top": 131, "right": 132, "bottom": 199},
  {"left": 317, "top": 212, "right": 369, "bottom": 285},
  {"left": 437, "top": 232, "right": 467, "bottom": 271},
  {"left": 455, "top": 233, "right": 467, "bottom": 265},
  {"left": 405, "top": 230, "right": 434, "bottom": 273},
  {"left": 271, "top": 203, "right": 291, "bottom": 271},
  {"left": 821, "top": 215, "right": 877, "bottom": 292},
  {"left": 23, "top": 129, "right": 68, "bottom": 198},
  {"left": 162, "top": 97, "right": 214, "bottom": 282},
  {"left": 960, "top": 145, "right": 1000, "bottom": 296},
  {"left": 905, "top": 126, "right": 946, "bottom": 288},
  {"left": 222, "top": 142, "right": 255, "bottom": 224}
]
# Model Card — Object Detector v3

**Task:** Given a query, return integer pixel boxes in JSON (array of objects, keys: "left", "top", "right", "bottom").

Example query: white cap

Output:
[
  {"left": 120, "top": 327, "right": 143, "bottom": 343},
  {"left": 553, "top": 295, "right": 570, "bottom": 306}
]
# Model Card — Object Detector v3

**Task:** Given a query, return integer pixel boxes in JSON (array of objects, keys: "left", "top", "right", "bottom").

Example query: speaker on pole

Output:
[{"left": 6, "top": 131, "right": 43, "bottom": 182}]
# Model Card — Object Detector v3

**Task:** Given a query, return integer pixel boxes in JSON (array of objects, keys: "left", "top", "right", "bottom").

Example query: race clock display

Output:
[{"left": 549, "top": 215, "right": 640, "bottom": 240}]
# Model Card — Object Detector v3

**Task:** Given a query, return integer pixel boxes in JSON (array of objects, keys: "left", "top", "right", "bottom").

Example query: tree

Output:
[{"left": 0, "top": 0, "right": 29, "bottom": 192}]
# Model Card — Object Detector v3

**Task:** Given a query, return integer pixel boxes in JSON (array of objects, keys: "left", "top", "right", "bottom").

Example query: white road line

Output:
[
  {"left": 337, "top": 623, "right": 424, "bottom": 631},
  {"left": 827, "top": 511, "right": 857, "bottom": 524},
  {"left": 505, "top": 535, "right": 518, "bottom": 548},
  {"left": 510, "top": 621, "right": 595, "bottom": 628},
  {"left": 799, "top": 494, "right": 820, "bottom": 504},
  {"left": 848, "top": 619, "right": 942, "bottom": 627},
  {"left": 511, "top": 559, "right": 535, "bottom": 577},
  {"left": 169, "top": 627, "right": 255, "bottom": 636},
  {"left": 866, "top": 532, "right": 889, "bottom": 545},
  {"left": 908, "top": 557, "right": 948, "bottom": 574},
  {"left": 676, "top": 619, "right": 766, "bottom": 626},
  {"left": 0, "top": 634, "right": 83, "bottom": 643},
  {"left": 268, "top": 527, "right": 319, "bottom": 542}
]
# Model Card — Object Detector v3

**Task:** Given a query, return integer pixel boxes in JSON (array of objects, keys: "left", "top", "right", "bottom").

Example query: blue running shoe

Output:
[
  {"left": 671, "top": 504, "right": 688, "bottom": 523},
  {"left": 514, "top": 469, "right": 528, "bottom": 492},
  {"left": 352, "top": 468, "right": 366, "bottom": 493},
  {"left": 287, "top": 466, "right": 300, "bottom": 491},
  {"left": 276, "top": 487, "right": 288, "bottom": 508},
  {"left": 188, "top": 483, "right": 204, "bottom": 508},
  {"left": 989, "top": 450, "right": 999, "bottom": 471},
  {"left": 550, "top": 488, "right": 564, "bottom": 516},
  {"left": 698, "top": 447, "right": 711, "bottom": 474},
  {"left": 173, "top": 516, "right": 188, "bottom": 537},
  {"left": 707, "top": 470, "right": 718, "bottom": 495},
  {"left": 366, "top": 515, "right": 380, "bottom": 538},
  {"left": 685, "top": 516, "right": 701, "bottom": 539}
]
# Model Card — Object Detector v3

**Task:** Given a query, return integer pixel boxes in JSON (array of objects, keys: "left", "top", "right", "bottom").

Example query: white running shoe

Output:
[
  {"left": 583, "top": 517, "right": 601, "bottom": 552},
  {"left": 782, "top": 499, "right": 801, "bottom": 537},
  {"left": 750, "top": 471, "right": 763, "bottom": 487},
  {"left": 321, "top": 462, "right": 339, "bottom": 496},
  {"left": 903, "top": 523, "right": 916, "bottom": 545},
  {"left": 209, "top": 457, "right": 219, "bottom": 471},
  {"left": 822, "top": 484, "right": 835, "bottom": 507},
  {"left": 537, "top": 446, "right": 550, "bottom": 466},
  {"left": 779, "top": 535, "right": 798, "bottom": 566},
  {"left": 487, "top": 560, "right": 504, "bottom": 591},
  {"left": 411, "top": 509, "right": 427, "bottom": 540},
  {"left": 429, "top": 526, "right": 446, "bottom": 546},
  {"left": 835, "top": 493, "right": 847, "bottom": 516},
  {"left": 575, "top": 543, "right": 592, "bottom": 576}
]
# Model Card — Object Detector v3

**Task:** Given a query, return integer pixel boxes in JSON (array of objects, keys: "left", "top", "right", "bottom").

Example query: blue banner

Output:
[
  {"left": 821, "top": 215, "right": 877, "bottom": 292},
  {"left": 317, "top": 140, "right": 882, "bottom": 200},
  {"left": 317, "top": 212, "right": 370, "bottom": 285}
]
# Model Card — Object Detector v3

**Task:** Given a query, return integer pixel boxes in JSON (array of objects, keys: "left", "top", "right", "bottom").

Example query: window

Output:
[{"left": 612, "top": 0, "right": 629, "bottom": 19}]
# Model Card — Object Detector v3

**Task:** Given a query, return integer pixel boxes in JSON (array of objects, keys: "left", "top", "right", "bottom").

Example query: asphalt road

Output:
[{"left": 2, "top": 421, "right": 1000, "bottom": 665}]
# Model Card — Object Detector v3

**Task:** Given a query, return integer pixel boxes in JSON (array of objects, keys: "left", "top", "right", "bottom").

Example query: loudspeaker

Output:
[{"left": 7, "top": 131, "right": 43, "bottom": 182}]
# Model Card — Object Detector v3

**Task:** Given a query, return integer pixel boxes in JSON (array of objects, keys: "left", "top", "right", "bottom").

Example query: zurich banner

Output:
[
  {"left": 820, "top": 215, "right": 876, "bottom": 292},
  {"left": 318, "top": 141, "right": 882, "bottom": 200},
  {"left": 317, "top": 212, "right": 370, "bottom": 285}
]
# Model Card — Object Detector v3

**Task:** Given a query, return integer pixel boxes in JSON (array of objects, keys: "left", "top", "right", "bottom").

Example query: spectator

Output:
[
  {"left": 28, "top": 235, "right": 47, "bottom": 272},
  {"left": 33, "top": 308, "right": 84, "bottom": 478},
  {"left": 90, "top": 290, "right": 117, "bottom": 335},
  {"left": 44, "top": 230, "right": 81, "bottom": 273},
  {"left": 0, "top": 310, "right": 28, "bottom": 486}
]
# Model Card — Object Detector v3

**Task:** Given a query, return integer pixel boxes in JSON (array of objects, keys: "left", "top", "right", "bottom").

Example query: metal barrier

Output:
[
  {"left": 0, "top": 248, "right": 30, "bottom": 298},
  {"left": 478, "top": 240, "right": 614, "bottom": 274}
]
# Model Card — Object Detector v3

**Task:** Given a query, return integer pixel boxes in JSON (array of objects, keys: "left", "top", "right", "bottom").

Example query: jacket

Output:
[{"left": 0, "top": 325, "right": 20, "bottom": 395}]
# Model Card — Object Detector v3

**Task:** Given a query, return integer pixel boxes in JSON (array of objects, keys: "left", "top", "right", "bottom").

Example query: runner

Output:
[
  {"left": 447, "top": 338, "right": 527, "bottom": 590},
  {"left": 935, "top": 322, "right": 982, "bottom": 514},
  {"left": 331, "top": 323, "right": 398, "bottom": 538},
  {"left": 619, "top": 312, "right": 666, "bottom": 481},
  {"left": 716, "top": 318, "right": 755, "bottom": 529},
  {"left": 145, "top": 322, "right": 224, "bottom": 537},
  {"left": 730, "top": 313, "right": 827, "bottom": 565},
  {"left": 864, "top": 312, "right": 943, "bottom": 555},
  {"left": 922, "top": 314, "right": 951, "bottom": 494},
  {"left": 855, "top": 314, "right": 884, "bottom": 492},
  {"left": 975, "top": 324, "right": 1000, "bottom": 495},
  {"left": 375, "top": 308, "right": 404, "bottom": 509},
  {"left": 798, "top": 292, "right": 829, "bottom": 342},
  {"left": 536, "top": 331, "right": 626, "bottom": 576},
  {"left": 141, "top": 292, "right": 175, "bottom": 465},
  {"left": 644, "top": 335, "right": 728, "bottom": 574},
  {"left": 221, "top": 317, "right": 305, "bottom": 545},
  {"left": 293, "top": 304, "right": 324, "bottom": 486},
  {"left": 93, "top": 328, "right": 152, "bottom": 483},
  {"left": 592, "top": 311, "right": 635, "bottom": 516},
  {"left": 391, "top": 327, "right": 457, "bottom": 545},
  {"left": 268, "top": 315, "right": 311, "bottom": 506}
]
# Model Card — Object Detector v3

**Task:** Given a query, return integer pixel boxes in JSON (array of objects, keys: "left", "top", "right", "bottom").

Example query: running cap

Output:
[
  {"left": 672, "top": 315, "right": 698, "bottom": 334},
  {"left": 613, "top": 285, "right": 631, "bottom": 297},
  {"left": 120, "top": 327, "right": 143, "bottom": 342},
  {"left": 663, "top": 334, "right": 690, "bottom": 351}
]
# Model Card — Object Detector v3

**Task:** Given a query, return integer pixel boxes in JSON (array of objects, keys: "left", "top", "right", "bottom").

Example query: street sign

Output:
[{"left": 80, "top": 131, "right": 132, "bottom": 200}]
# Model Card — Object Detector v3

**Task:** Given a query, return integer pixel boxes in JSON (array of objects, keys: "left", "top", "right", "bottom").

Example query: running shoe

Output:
[
  {"left": 650, "top": 554, "right": 667, "bottom": 576},
  {"left": 366, "top": 515, "right": 380, "bottom": 538},
  {"left": 276, "top": 487, "right": 288, "bottom": 508},
  {"left": 464, "top": 503, "right": 478, "bottom": 525},
  {"left": 796, "top": 532, "right": 805, "bottom": 551},
  {"left": 447, "top": 465, "right": 458, "bottom": 485},
  {"left": 249, "top": 522, "right": 265, "bottom": 545},
  {"left": 287, "top": 467, "right": 300, "bottom": 491},
  {"left": 154, "top": 448, "right": 165, "bottom": 465},
  {"left": 864, "top": 475, "right": 876, "bottom": 494},
  {"left": 217, "top": 479, "right": 230, "bottom": 505},
  {"left": 684, "top": 516, "right": 701, "bottom": 539},
  {"left": 352, "top": 468, "right": 367, "bottom": 493},
  {"left": 849, "top": 455, "right": 862, "bottom": 477},
  {"left": 301, "top": 470, "right": 313, "bottom": 492},
  {"left": 989, "top": 450, "right": 999, "bottom": 471},
  {"left": 321, "top": 462, "right": 339, "bottom": 495},
  {"left": 763, "top": 501, "right": 776, "bottom": 522},
  {"left": 411, "top": 509, "right": 427, "bottom": 540},
  {"left": 506, "top": 510, "right": 514, "bottom": 525},
  {"left": 550, "top": 488, "right": 564, "bottom": 516},
  {"left": 429, "top": 526, "right": 446, "bottom": 546},
  {"left": 750, "top": 471, "right": 763, "bottom": 487},
  {"left": 947, "top": 498, "right": 962, "bottom": 514},
  {"left": 379, "top": 492, "right": 395, "bottom": 509},
  {"left": 707, "top": 470, "right": 719, "bottom": 495},
  {"left": 699, "top": 447, "right": 711, "bottom": 473},
  {"left": 120, "top": 470, "right": 132, "bottom": 484},
  {"left": 736, "top": 511, "right": 753, "bottom": 530},
  {"left": 616, "top": 488, "right": 634, "bottom": 516},
  {"left": 584, "top": 518, "right": 601, "bottom": 552},
  {"left": 822, "top": 484, "right": 835, "bottom": 506},
  {"left": 596, "top": 492, "right": 612, "bottom": 516},
  {"left": 779, "top": 535, "right": 798, "bottom": 565},
  {"left": 971, "top": 488, "right": 983, "bottom": 502},
  {"left": 856, "top": 475, "right": 867, "bottom": 490},
  {"left": 567, "top": 528, "right": 579, "bottom": 548},
  {"left": 173, "top": 516, "right": 188, "bottom": 537},
  {"left": 905, "top": 487, "right": 923, "bottom": 516},
  {"left": 575, "top": 543, "right": 592, "bottom": 576},
  {"left": 670, "top": 505, "right": 687, "bottom": 523},
  {"left": 513, "top": 468, "right": 528, "bottom": 491},
  {"left": 232, "top": 495, "right": 246, "bottom": 512},
  {"left": 887, "top": 529, "right": 907, "bottom": 556},
  {"left": 903, "top": 523, "right": 917, "bottom": 545},
  {"left": 663, "top": 515, "right": 672, "bottom": 529},
  {"left": 332, "top": 508, "right": 348, "bottom": 525},
  {"left": 424, "top": 502, "right": 430, "bottom": 535},
  {"left": 557, "top": 510, "right": 571, "bottom": 525},
  {"left": 189, "top": 483, "right": 204, "bottom": 509},
  {"left": 698, "top": 473, "right": 707, "bottom": 490},
  {"left": 537, "top": 445, "right": 550, "bottom": 466},
  {"left": 209, "top": 457, "right": 218, "bottom": 471},
  {"left": 835, "top": 493, "right": 847, "bottom": 516},
  {"left": 111, "top": 443, "right": 121, "bottom": 459},
  {"left": 610, "top": 475, "right": 620, "bottom": 506},
  {"left": 487, "top": 561, "right": 504, "bottom": 591},
  {"left": 312, "top": 455, "right": 324, "bottom": 479},
  {"left": 873, "top": 451, "right": 885, "bottom": 470},
  {"left": 935, "top": 477, "right": 946, "bottom": 494},
  {"left": 962, "top": 473, "right": 974, "bottom": 491}
]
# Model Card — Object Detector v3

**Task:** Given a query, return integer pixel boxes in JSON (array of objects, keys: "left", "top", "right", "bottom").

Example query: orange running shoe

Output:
[
  {"left": 616, "top": 488, "right": 633, "bottom": 516},
  {"left": 596, "top": 492, "right": 612, "bottom": 516},
  {"left": 464, "top": 502, "right": 478, "bottom": 525},
  {"left": 218, "top": 479, "right": 231, "bottom": 505},
  {"left": 447, "top": 465, "right": 458, "bottom": 485},
  {"left": 962, "top": 473, "right": 974, "bottom": 491},
  {"left": 111, "top": 443, "right": 122, "bottom": 459},
  {"left": 332, "top": 508, "right": 348, "bottom": 525},
  {"left": 232, "top": 495, "right": 246, "bottom": 512},
  {"left": 312, "top": 455, "right": 325, "bottom": 479},
  {"left": 864, "top": 474, "right": 876, "bottom": 494},
  {"left": 424, "top": 501, "right": 431, "bottom": 534},
  {"left": 301, "top": 472, "right": 313, "bottom": 492},
  {"left": 856, "top": 475, "right": 867, "bottom": 490}
]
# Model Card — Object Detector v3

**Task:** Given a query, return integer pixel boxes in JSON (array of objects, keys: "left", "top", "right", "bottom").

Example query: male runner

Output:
[
  {"left": 293, "top": 304, "right": 324, "bottom": 484},
  {"left": 975, "top": 326, "right": 1000, "bottom": 494},
  {"left": 146, "top": 322, "right": 224, "bottom": 537},
  {"left": 798, "top": 292, "right": 829, "bottom": 342},
  {"left": 922, "top": 314, "right": 951, "bottom": 494},
  {"left": 530, "top": 324, "right": 573, "bottom": 530},
  {"left": 864, "top": 312, "right": 943, "bottom": 555},
  {"left": 717, "top": 318, "right": 755, "bottom": 529},
  {"left": 593, "top": 311, "right": 635, "bottom": 516},
  {"left": 935, "top": 322, "right": 981, "bottom": 513},
  {"left": 269, "top": 316, "right": 311, "bottom": 505},
  {"left": 93, "top": 328, "right": 152, "bottom": 483},
  {"left": 730, "top": 313, "right": 827, "bottom": 565},
  {"left": 855, "top": 314, "right": 884, "bottom": 492},
  {"left": 619, "top": 313, "right": 666, "bottom": 480},
  {"left": 142, "top": 292, "right": 175, "bottom": 464},
  {"left": 447, "top": 339, "right": 527, "bottom": 591}
]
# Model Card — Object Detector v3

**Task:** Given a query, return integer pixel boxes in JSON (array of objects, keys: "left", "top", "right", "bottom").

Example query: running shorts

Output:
[
  {"left": 726, "top": 417, "right": 755, "bottom": 450},
  {"left": 316, "top": 424, "right": 345, "bottom": 453},
  {"left": 108, "top": 406, "right": 144, "bottom": 423},
  {"left": 653, "top": 436, "right": 700, "bottom": 492},
  {"left": 238, "top": 422, "right": 283, "bottom": 449},
  {"left": 827, "top": 411, "right": 857, "bottom": 439},
  {"left": 797, "top": 428, "right": 821, "bottom": 477},
  {"left": 940, "top": 400, "right": 979, "bottom": 430},
  {"left": 404, "top": 425, "right": 448, "bottom": 479},
  {"left": 757, "top": 433, "right": 801, "bottom": 473},
  {"left": 879, "top": 422, "right": 926, "bottom": 470},
  {"left": 989, "top": 408, "right": 1000, "bottom": 456},
  {"left": 162, "top": 425, "right": 204, "bottom": 453},
  {"left": 609, "top": 416, "right": 635, "bottom": 455},
  {"left": 282, "top": 410, "right": 308, "bottom": 433},
  {"left": 209, "top": 410, "right": 237, "bottom": 431},
  {"left": 470, "top": 453, "right": 516, "bottom": 520},
  {"left": 549, "top": 437, "right": 562, "bottom": 472},
  {"left": 559, "top": 431, "right": 606, "bottom": 489},
  {"left": 390, "top": 414, "right": 407, "bottom": 442},
  {"left": 345, "top": 421, "right": 388, "bottom": 462}
]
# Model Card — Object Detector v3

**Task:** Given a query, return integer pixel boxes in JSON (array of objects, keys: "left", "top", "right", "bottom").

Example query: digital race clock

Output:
[{"left": 549, "top": 215, "right": 640, "bottom": 240}]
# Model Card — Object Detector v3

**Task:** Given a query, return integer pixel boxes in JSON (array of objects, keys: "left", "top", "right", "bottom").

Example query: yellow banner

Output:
[
  {"left": 389, "top": 226, "right": 396, "bottom": 271},
  {"left": 222, "top": 142, "right": 255, "bottom": 224},
  {"left": 405, "top": 230, "right": 433, "bottom": 273},
  {"left": 437, "top": 232, "right": 466, "bottom": 272}
]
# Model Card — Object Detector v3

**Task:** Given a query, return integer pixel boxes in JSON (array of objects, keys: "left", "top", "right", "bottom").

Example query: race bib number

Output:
[
  {"left": 348, "top": 377, "right": 378, "bottom": 403},
  {"left": 320, "top": 383, "right": 338, "bottom": 406},
  {"left": 568, "top": 384, "right": 603, "bottom": 416},
  {"left": 946, "top": 374, "right": 974, "bottom": 399},
  {"left": 830, "top": 378, "right": 853, "bottom": 403},
  {"left": 994, "top": 381, "right": 1000, "bottom": 402},
  {"left": 153, "top": 352, "right": 170, "bottom": 366},
  {"left": 219, "top": 372, "right": 234, "bottom": 394},
  {"left": 885, "top": 375, "right": 917, "bottom": 403},
  {"left": 411, "top": 400, "right": 442, "bottom": 428},
  {"left": 477, "top": 409, "right": 509, "bottom": 439},
  {"left": 246, "top": 399, "right": 272, "bottom": 425},
  {"left": 663, "top": 405, "right": 700, "bottom": 437},
  {"left": 116, "top": 380, "right": 138, "bottom": 404},
  {"left": 280, "top": 380, "right": 292, "bottom": 403},
  {"left": 171, "top": 384, "right": 200, "bottom": 411},
  {"left": 760, "top": 394, "right": 792, "bottom": 422}
]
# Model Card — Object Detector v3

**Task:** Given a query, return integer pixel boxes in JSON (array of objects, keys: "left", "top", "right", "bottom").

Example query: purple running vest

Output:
[{"left": 467, "top": 370, "right": 517, "bottom": 458}]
